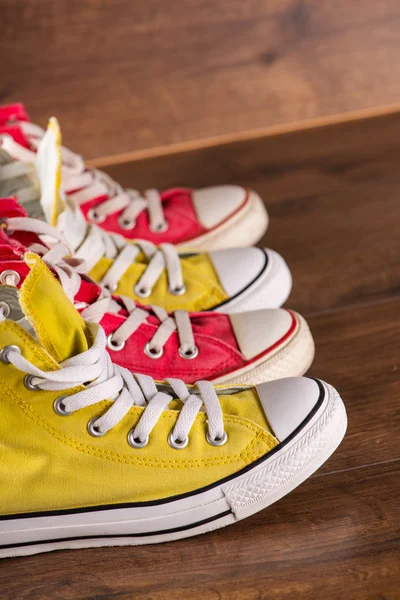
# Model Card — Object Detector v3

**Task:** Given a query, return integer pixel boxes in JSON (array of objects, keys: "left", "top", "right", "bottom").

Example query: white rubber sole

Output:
[
  {"left": 177, "top": 190, "right": 269, "bottom": 252},
  {"left": 213, "top": 249, "right": 292, "bottom": 313},
  {"left": 211, "top": 314, "right": 315, "bottom": 386},
  {"left": 0, "top": 381, "right": 346, "bottom": 558}
]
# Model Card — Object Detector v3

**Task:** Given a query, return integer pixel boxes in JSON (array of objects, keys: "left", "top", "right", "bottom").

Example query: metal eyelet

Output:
[
  {"left": 87, "top": 417, "right": 106, "bottom": 437},
  {"left": 0, "top": 270, "right": 21, "bottom": 286},
  {"left": 24, "top": 374, "right": 40, "bottom": 391},
  {"left": 107, "top": 334, "right": 126, "bottom": 351},
  {"left": 178, "top": 345, "right": 199, "bottom": 360},
  {"left": 168, "top": 284, "right": 186, "bottom": 296},
  {"left": 168, "top": 431, "right": 189, "bottom": 450},
  {"left": 206, "top": 430, "right": 228, "bottom": 447},
  {"left": 150, "top": 220, "right": 168, "bottom": 233},
  {"left": 134, "top": 284, "right": 151, "bottom": 298},
  {"left": 103, "top": 281, "right": 118, "bottom": 293},
  {"left": 0, "top": 344, "right": 21, "bottom": 364},
  {"left": 53, "top": 396, "right": 72, "bottom": 416},
  {"left": 144, "top": 342, "right": 163, "bottom": 359},
  {"left": 119, "top": 217, "right": 136, "bottom": 231},
  {"left": 87, "top": 208, "right": 106, "bottom": 224},
  {"left": 127, "top": 430, "right": 149, "bottom": 448},
  {"left": 0, "top": 302, "right": 11, "bottom": 318}
]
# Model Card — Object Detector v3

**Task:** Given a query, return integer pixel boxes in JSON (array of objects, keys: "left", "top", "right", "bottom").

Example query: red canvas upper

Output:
[
  {"left": 0, "top": 103, "right": 210, "bottom": 245},
  {"left": 0, "top": 123, "right": 31, "bottom": 149},
  {"left": 0, "top": 103, "right": 30, "bottom": 126},
  {"left": 79, "top": 188, "right": 207, "bottom": 245}
]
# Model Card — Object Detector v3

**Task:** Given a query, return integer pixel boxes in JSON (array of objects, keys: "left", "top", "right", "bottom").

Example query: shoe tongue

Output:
[
  {"left": 19, "top": 252, "right": 90, "bottom": 362},
  {"left": 36, "top": 118, "right": 88, "bottom": 251}
]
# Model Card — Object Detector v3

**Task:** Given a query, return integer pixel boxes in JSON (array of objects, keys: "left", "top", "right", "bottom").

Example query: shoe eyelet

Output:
[
  {"left": 119, "top": 217, "right": 136, "bottom": 230},
  {"left": 0, "top": 301, "right": 11, "bottom": 318},
  {"left": 87, "top": 208, "right": 106, "bottom": 224},
  {"left": 127, "top": 430, "right": 149, "bottom": 448},
  {"left": 0, "top": 269, "right": 21, "bottom": 286},
  {"left": 134, "top": 284, "right": 151, "bottom": 298},
  {"left": 168, "top": 431, "right": 189, "bottom": 450},
  {"left": 103, "top": 281, "right": 118, "bottom": 293},
  {"left": 53, "top": 396, "right": 72, "bottom": 416},
  {"left": 87, "top": 417, "right": 106, "bottom": 437},
  {"left": 24, "top": 374, "right": 40, "bottom": 391},
  {"left": 0, "top": 344, "right": 20, "bottom": 364},
  {"left": 144, "top": 342, "right": 163, "bottom": 359},
  {"left": 206, "top": 430, "right": 228, "bottom": 447},
  {"left": 150, "top": 220, "right": 168, "bottom": 233},
  {"left": 107, "top": 334, "right": 126, "bottom": 352},
  {"left": 169, "top": 284, "right": 186, "bottom": 296},
  {"left": 178, "top": 345, "right": 199, "bottom": 360}
]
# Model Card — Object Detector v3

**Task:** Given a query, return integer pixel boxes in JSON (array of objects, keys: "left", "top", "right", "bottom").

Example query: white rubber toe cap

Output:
[
  {"left": 256, "top": 377, "right": 321, "bottom": 442},
  {"left": 191, "top": 185, "right": 247, "bottom": 229},
  {"left": 230, "top": 309, "right": 294, "bottom": 360},
  {"left": 210, "top": 247, "right": 267, "bottom": 296},
  {"left": 210, "top": 247, "right": 292, "bottom": 312}
]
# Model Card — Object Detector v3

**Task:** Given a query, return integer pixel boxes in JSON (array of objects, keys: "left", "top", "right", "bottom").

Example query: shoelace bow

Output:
[
  {"left": 0, "top": 324, "right": 225, "bottom": 446},
  {"left": 20, "top": 121, "right": 168, "bottom": 232},
  {"left": 4, "top": 217, "right": 198, "bottom": 359}
]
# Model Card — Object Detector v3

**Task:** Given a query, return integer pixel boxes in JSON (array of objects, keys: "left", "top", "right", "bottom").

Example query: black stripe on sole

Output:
[
  {"left": 208, "top": 248, "right": 269, "bottom": 311},
  {"left": 0, "top": 509, "right": 232, "bottom": 551}
]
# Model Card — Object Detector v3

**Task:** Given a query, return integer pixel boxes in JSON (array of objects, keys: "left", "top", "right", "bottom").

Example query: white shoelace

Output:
[
  {"left": 0, "top": 137, "right": 186, "bottom": 296},
  {"left": 4, "top": 217, "right": 197, "bottom": 359},
  {"left": 0, "top": 139, "right": 38, "bottom": 205},
  {"left": 20, "top": 121, "right": 167, "bottom": 232},
  {"left": 0, "top": 324, "right": 226, "bottom": 447},
  {"left": 73, "top": 223, "right": 185, "bottom": 297}
]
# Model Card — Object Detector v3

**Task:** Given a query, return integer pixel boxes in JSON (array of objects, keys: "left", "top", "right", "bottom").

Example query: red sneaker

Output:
[{"left": 0, "top": 103, "right": 268, "bottom": 250}]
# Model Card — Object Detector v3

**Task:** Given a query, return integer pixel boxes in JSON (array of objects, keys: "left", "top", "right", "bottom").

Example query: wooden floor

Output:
[
  {"left": 2, "top": 1, "right": 400, "bottom": 158},
  {"left": 0, "top": 114, "right": 399, "bottom": 598}
]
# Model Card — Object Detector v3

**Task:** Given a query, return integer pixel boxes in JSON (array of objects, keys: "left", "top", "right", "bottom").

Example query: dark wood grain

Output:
[
  {"left": 103, "top": 112, "right": 400, "bottom": 315},
  {"left": 2, "top": 0, "right": 400, "bottom": 158},
  {"left": 308, "top": 298, "right": 400, "bottom": 473},
  {"left": 100, "top": 111, "right": 400, "bottom": 197},
  {"left": 1, "top": 110, "right": 400, "bottom": 596},
  {"left": 1, "top": 462, "right": 398, "bottom": 599}
]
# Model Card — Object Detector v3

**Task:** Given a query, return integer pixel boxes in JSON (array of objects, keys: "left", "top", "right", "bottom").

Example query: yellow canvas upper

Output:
[
  {"left": 38, "top": 119, "right": 229, "bottom": 312},
  {"left": 0, "top": 254, "right": 278, "bottom": 516},
  {"left": 89, "top": 252, "right": 228, "bottom": 311}
]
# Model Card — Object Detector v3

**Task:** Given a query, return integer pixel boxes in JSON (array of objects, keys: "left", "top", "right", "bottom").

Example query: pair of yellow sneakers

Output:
[{"left": 0, "top": 118, "right": 347, "bottom": 558}]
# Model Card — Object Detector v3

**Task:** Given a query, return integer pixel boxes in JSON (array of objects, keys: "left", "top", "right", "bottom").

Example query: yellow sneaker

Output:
[
  {"left": 1, "top": 118, "right": 292, "bottom": 313},
  {"left": 0, "top": 253, "right": 347, "bottom": 557}
]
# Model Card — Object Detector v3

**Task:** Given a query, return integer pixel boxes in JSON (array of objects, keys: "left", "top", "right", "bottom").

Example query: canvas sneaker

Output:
[
  {"left": 0, "top": 102, "right": 269, "bottom": 250},
  {"left": 0, "top": 252, "right": 347, "bottom": 557},
  {"left": 0, "top": 117, "right": 292, "bottom": 313},
  {"left": 0, "top": 197, "right": 314, "bottom": 384}
]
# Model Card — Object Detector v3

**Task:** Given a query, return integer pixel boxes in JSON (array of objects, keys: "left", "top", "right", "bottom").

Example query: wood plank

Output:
[
  {"left": 1, "top": 462, "right": 398, "bottom": 599},
  {"left": 2, "top": 1, "right": 400, "bottom": 158},
  {"left": 307, "top": 299, "right": 400, "bottom": 472},
  {"left": 100, "top": 111, "right": 400, "bottom": 195},
  {"left": 102, "top": 112, "right": 400, "bottom": 314}
]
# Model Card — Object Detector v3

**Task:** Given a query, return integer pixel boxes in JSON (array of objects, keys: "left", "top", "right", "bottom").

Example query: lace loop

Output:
[{"left": 1, "top": 326, "right": 225, "bottom": 445}]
